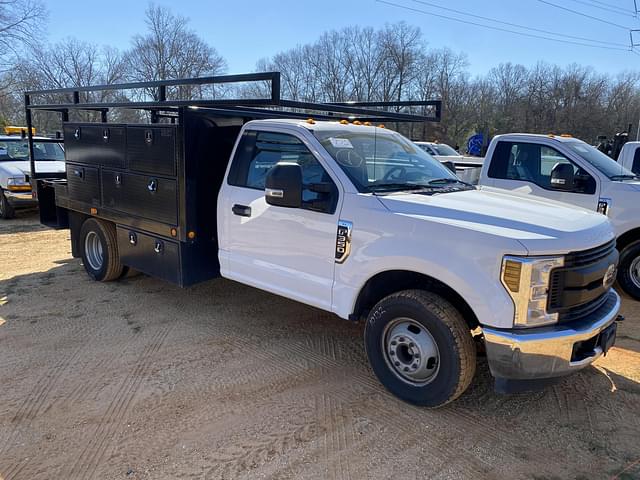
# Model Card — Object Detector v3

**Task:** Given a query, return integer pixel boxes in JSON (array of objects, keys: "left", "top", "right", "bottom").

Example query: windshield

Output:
[
  {"left": 314, "top": 127, "right": 464, "bottom": 193},
  {"left": 565, "top": 141, "right": 635, "bottom": 179},
  {"left": 0, "top": 139, "right": 65, "bottom": 162},
  {"left": 432, "top": 144, "right": 459, "bottom": 156}
]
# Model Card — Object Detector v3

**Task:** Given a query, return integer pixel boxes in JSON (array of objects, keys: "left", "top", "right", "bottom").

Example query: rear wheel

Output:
[
  {"left": 364, "top": 289, "right": 476, "bottom": 407},
  {"left": 0, "top": 189, "right": 15, "bottom": 219},
  {"left": 617, "top": 241, "right": 640, "bottom": 300},
  {"left": 79, "top": 218, "right": 124, "bottom": 281}
]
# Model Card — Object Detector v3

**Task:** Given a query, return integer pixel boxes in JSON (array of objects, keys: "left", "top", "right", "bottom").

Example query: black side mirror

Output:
[
  {"left": 265, "top": 163, "right": 302, "bottom": 208},
  {"left": 550, "top": 163, "right": 575, "bottom": 191}
]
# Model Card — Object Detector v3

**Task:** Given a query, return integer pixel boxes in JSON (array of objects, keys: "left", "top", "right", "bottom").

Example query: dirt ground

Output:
[{"left": 0, "top": 210, "right": 639, "bottom": 480}]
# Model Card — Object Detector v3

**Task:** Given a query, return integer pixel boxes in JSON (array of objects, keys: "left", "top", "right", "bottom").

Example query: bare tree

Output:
[
  {"left": 0, "top": 0, "right": 46, "bottom": 71},
  {"left": 124, "top": 4, "right": 227, "bottom": 100}
]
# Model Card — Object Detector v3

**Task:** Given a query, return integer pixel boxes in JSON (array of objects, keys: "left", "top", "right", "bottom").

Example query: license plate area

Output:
[
  {"left": 571, "top": 322, "right": 617, "bottom": 363},
  {"left": 598, "top": 322, "right": 617, "bottom": 355}
]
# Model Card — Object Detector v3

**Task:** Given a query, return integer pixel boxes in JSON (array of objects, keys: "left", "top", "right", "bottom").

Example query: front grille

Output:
[
  {"left": 563, "top": 239, "right": 616, "bottom": 268},
  {"left": 548, "top": 240, "right": 617, "bottom": 323},
  {"left": 557, "top": 292, "right": 609, "bottom": 322}
]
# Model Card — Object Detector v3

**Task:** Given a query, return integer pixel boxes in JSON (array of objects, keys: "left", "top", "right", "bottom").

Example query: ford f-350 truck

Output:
[{"left": 26, "top": 74, "right": 621, "bottom": 407}]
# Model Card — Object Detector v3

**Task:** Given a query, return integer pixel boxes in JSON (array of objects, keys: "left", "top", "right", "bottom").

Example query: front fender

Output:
[{"left": 331, "top": 194, "right": 523, "bottom": 329}]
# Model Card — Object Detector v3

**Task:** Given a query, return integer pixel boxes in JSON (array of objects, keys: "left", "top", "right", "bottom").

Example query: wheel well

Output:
[
  {"left": 351, "top": 270, "right": 480, "bottom": 329},
  {"left": 617, "top": 228, "right": 640, "bottom": 252}
]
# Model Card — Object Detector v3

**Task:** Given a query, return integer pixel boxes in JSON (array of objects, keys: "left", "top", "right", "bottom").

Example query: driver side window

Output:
[
  {"left": 228, "top": 130, "right": 338, "bottom": 213},
  {"left": 488, "top": 141, "right": 595, "bottom": 194}
]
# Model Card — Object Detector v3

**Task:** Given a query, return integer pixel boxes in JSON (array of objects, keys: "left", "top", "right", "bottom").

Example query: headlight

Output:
[
  {"left": 501, "top": 255, "right": 565, "bottom": 328},
  {"left": 7, "top": 177, "right": 30, "bottom": 191}
]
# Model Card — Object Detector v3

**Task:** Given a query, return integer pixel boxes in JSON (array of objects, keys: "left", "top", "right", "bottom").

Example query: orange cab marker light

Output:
[
  {"left": 90, "top": 208, "right": 98, "bottom": 215},
  {"left": 378, "top": 124, "right": 386, "bottom": 129},
  {"left": 547, "top": 133, "right": 555, "bottom": 138},
  {"left": 363, "top": 121, "right": 371, "bottom": 126},
  {"left": 170, "top": 228, "right": 178, "bottom": 237},
  {"left": 353, "top": 120, "right": 362, "bottom": 125},
  {"left": 306, "top": 118, "right": 315, "bottom": 124},
  {"left": 560, "top": 134, "right": 572, "bottom": 138},
  {"left": 340, "top": 119, "right": 349, "bottom": 125},
  {"left": 187, "top": 231, "right": 196, "bottom": 240}
]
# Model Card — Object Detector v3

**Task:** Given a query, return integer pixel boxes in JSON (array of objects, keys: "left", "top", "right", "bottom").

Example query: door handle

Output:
[{"left": 232, "top": 204, "right": 251, "bottom": 217}]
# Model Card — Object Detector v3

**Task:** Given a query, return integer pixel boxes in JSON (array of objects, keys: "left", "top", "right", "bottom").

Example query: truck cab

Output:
[
  {"left": 617, "top": 141, "right": 640, "bottom": 175},
  {"left": 0, "top": 127, "right": 65, "bottom": 219},
  {"left": 479, "top": 133, "right": 640, "bottom": 300},
  {"left": 25, "top": 75, "right": 622, "bottom": 407}
]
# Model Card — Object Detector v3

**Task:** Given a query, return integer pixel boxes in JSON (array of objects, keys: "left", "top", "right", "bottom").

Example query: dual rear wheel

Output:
[{"left": 79, "top": 218, "right": 124, "bottom": 281}]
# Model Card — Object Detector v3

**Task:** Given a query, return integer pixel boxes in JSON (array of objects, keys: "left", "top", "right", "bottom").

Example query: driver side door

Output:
[
  {"left": 488, "top": 141, "right": 599, "bottom": 211},
  {"left": 218, "top": 128, "right": 342, "bottom": 311}
]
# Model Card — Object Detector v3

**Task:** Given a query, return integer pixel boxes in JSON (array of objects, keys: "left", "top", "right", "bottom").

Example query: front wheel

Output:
[
  {"left": 79, "top": 218, "right": 124, "bottom": 281},
  {"left": 0, "top": 189, "right": 15, "bottom": 219},
  {"left": 617, "top": 241, "right": 640, "bottom": 300},
  {"left": 364, "top": 290, "right": 476, "bottom": 407}
]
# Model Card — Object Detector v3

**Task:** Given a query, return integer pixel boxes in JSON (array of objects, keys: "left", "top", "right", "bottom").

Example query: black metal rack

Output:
[{"left": 24, "top": 72, "right": 441, "bottom": 179}]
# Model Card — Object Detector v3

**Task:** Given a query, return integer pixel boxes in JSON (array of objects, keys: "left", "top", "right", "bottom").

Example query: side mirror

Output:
[
  {"left": 265, "top": 162, "right": 302, "bottom": 208},
  {"left": 550, "top": 163, "right": 575, "bottom": 191}
]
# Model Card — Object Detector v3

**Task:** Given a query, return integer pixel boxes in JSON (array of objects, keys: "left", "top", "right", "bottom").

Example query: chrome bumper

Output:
[
  {"left": 4, "top": 190, "right": 36, "bottom": 206},
  {"left": 483, "top": 290, "right": 620, "bottom": 380}
]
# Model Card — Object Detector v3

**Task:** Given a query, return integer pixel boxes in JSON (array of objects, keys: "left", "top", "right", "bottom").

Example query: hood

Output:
[
  {"left": 1, "top": 160, "right": 66, "bottom": 177},
  {"left": 377, "top": 188, "right": 614, "bottom": 255}
]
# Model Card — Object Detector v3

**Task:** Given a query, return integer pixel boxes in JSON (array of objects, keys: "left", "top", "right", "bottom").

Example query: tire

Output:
[
  {"left": 617, "top": 241, "right": 640, "bottom": 300},
  {"left": 0, "top": 189, "right": 15, "bottom": 219},
  {"left": 364, "top": 290, "right": 476, "bottom": 407},
  {"left": 79, "top": 218, "right": 124, "bottom": 281}
]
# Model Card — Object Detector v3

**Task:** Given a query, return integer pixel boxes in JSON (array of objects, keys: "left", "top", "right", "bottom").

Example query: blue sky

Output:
[{"left": 44, "top": 0, "right": 638, "bottom": 76}]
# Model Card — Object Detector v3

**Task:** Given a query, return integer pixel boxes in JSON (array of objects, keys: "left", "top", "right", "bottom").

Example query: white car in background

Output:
[
  {"left": 0, "top": 127, "right": 65, "bottom": 219},
  {"left": 415, "top": 141, "right": 484, "bottom": 184}
]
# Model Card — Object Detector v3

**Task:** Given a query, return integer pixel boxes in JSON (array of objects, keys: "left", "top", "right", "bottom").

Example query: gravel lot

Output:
[{"left": 0, "top": 210, "right": 639, "bottom": 480}]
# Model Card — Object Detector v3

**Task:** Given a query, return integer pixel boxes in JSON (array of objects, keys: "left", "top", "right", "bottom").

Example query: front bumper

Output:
[
  {"left": 4, "top": 190, "right": 36, "bottom": 207},
  {"left": 483, "top": 290, "right": 620, "bottom": 380}
]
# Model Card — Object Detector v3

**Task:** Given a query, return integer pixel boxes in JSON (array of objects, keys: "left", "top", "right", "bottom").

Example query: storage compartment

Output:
[
  {"left": 102, "top": 170, "right": 177, "bottom": 225},
  {"left": 63, "top": 124, "right": 126, "bottom": 168},
  {"left": 117, "top": 227, "right": 181, "bottom": 284},
  {"left": 127, "top": 125, "right": 177, "bottom": 176},
  {"left": 66, "top": 163, "right": 100, "bottom": 205}
]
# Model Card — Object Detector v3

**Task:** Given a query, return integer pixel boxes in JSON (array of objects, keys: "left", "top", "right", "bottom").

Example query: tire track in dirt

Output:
[
  {"left": 282, "top": 338, "right": 583, "bottom": 478},
  {"left": 318, "top": 392, "right": 353, "bottom": 480},
  {"left": 0, "top": 340, "right": 85, "bottom": 455},
  {"left": 64, "top": 326, "right": 171, "bottom": 479}
]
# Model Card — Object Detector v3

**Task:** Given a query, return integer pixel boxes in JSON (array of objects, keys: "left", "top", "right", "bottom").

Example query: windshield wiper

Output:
[
  {"left": 366, "top": 183, "right": 433, "bottom": 193},
  {"left": 428, "top": 177, "right": 475, "bottom": 187},
  {"left": 610, "top": 174, "right": 639, "bottom": 181}
]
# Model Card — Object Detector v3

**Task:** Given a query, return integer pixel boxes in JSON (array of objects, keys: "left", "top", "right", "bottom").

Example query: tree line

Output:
[{"left": 1, "top": 1, "right": 638, "bottom": 150}]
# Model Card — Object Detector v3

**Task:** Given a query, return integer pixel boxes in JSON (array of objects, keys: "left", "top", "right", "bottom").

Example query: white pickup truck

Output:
[
  {"left": 0, "top": 128, "right": 65, "bottom": 219},
  {"left": 477, "top": 133, "right": 640, "bottom": 300},
  {"left": 616, "top": 141, "right": 640, "bottom": 175},
  {"left": 28, "top": 76, "right": 622, "bottom": 407}
]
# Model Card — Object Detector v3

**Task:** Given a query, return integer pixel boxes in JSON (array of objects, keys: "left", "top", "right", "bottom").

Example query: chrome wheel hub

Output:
[
  {"left": 84, "top": 231, "right": 104, "bottom": 271},
  {"left": 383, "top": 318, "right": 440, "bottom": 385},
  {"left": 630, "top": 257, "right": 640, "bottom": 289}
]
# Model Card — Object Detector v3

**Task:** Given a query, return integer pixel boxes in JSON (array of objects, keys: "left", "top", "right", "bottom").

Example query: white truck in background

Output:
[
  {"left": 0, "top": 127, "right": 65, "bottom": 219},
  {"left": 414, "top": 141, "right": 484, "bottom": 184},
  {"left": 476, "top": 133, "right": 640, "bottom": 300},
  {"left": 616, "top": 141, "right": 640, "bottom": 175}
]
